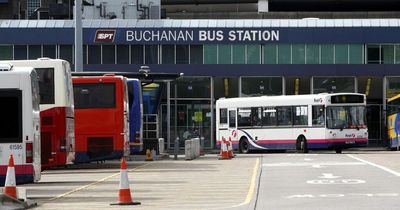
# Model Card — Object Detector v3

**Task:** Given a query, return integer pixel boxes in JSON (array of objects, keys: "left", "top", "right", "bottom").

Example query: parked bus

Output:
[
  {"left": 127, "top": 79, "right": 143, "bottom": 154},
  {"left": 0, "top": 59, "right": 75, "bottom": 169},
  {"left": 387, "top": 94, "right": 400, "bottom": 149},
  {"left": 0, "top": 64, "right": 41, "bottom": 185},
  {"left": 216, "top": 93, "right": 368, "bottom": 153},
  {"left": 72, "top": 75, "right": 130, "bottom": 163}
]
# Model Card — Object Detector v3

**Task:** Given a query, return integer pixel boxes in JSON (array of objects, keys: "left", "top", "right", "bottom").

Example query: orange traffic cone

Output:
[
  {"left": 4, "top": 154, "right": 17, "bottom": 199},
  {"left": 219, "top": 137, "right": 231, "bottom": 160},
  {"left": 111, "top": 158, "right": 141, "bottom": 206},
  {"left": 228, "top": 137, "right": 235, "bottom": 158}
]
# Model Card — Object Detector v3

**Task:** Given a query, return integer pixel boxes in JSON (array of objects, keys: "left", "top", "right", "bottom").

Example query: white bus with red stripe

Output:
[
  {"left": 216, "top": 93, "right": 368, "bottom": 154},
  {"left": 0, "top": 58, "right": 75, "bottom": 169},
  {"left": 0, "top": 64, "right": 41, "bottom": 185}
]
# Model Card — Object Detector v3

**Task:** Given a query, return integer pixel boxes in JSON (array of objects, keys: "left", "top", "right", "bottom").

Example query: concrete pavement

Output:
[{"left": 24, "top": 154, "right": 260, "bottom": 210}]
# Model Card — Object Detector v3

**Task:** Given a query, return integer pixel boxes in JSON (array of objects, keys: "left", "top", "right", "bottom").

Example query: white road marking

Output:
[
  {"left": 347, "top": 154, "right": 400, "bottom": 177},
  {"left": 319, "top": 173, "right": 341, "bottom": 179},
  {"left": 306, "top": 179, "right": 365, "bottom": 184},
  {"left": 263, "top": 162, "right": 365, "bottom": 167},
  {"left": 304, "top": 158, "right": 313, "bottom": 161}
]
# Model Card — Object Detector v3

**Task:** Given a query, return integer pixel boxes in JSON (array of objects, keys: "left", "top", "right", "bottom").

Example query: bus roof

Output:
[{"left": 216, "top": 93, "right": 365, "bottom": 108}]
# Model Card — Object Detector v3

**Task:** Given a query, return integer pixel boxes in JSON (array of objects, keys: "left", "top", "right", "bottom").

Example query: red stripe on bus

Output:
[
  {"left": 0, "top": 165, "right": 34, "bottom": 175},
  {"left": 216, "top": 138, "right": 368, "bottom": 144}
]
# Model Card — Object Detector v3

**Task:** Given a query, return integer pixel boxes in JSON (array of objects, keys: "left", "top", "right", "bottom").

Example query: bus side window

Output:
[
  {"left": 312, "top": 105, "right": 325, "bottom": 126},
  {"left": 220, "top": 108, "right": 227, "bottom": 124}
]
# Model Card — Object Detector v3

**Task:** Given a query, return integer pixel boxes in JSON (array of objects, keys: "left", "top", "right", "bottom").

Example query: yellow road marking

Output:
[
  {"left": 230, "top": 157, "right": 260, "bottom": 208},
  {"left": 46, "top": 162, "right": 152, "bottom": 202}
]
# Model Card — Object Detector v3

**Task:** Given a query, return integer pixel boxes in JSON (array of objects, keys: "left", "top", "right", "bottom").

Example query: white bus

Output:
[
  {"left": 0, "top": 58, "right": 75, "bottom": 169},
  {"left": 216, "top": 93, "right": 368, "bottom": 153},
  {"left": 0, "top": 64, "right": 41, "bottom": 185}
]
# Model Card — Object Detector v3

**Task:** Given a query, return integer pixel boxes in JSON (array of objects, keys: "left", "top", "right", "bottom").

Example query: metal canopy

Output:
[{"left": 71, "top": 72, "right": 183, "bottom": 83}]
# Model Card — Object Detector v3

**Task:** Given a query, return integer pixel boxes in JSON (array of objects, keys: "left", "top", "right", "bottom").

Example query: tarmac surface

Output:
[{"left": 23, "top": 154, "right": 259, "bottom": 210}]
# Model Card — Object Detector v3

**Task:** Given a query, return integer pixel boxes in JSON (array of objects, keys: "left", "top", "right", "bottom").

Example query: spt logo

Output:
[{"left": 94, "top": 29, "right": 116, "bottom": 43}]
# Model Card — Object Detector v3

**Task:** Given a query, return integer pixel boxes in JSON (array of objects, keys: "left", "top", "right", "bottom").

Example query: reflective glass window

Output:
[
  {"left": 233, "top": 45, "right": 245, "bottom": 64},
  {"left": 204, "top": 45, "right": 217, "bottom": 64},
  {"left": 263, "top": 44, "right": 277, "bottom": 64},
  {"left": 247, "top": 45, "right": 260, "bottom": 64}
]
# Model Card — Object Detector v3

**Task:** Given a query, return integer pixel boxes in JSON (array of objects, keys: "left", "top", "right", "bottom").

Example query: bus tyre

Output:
[
  {"left": 239, "top": 138, "right": 249, "bottom": 154},
  {"left": 297, "top": 136, "right": 308, "bottom": 153},
  {"left": 335, "top": 148, "right": 342, "bottom": 154}
]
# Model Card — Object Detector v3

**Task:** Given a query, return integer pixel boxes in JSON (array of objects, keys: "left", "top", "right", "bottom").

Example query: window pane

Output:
[
  {"left": 367, "top": 45, "right": 380, "bottom": 64},
  {"left": 35, "top": 68, "right": 55, "bottom": 104},
  {"left": 102, "top": 45, "right": 115, "bottom": 64},
  {"left": 238, "top": 108, "right": 251, "bottom": 127},
  {"left": 82, "top": 45, "right": 87, "bottom": 64},
  {"left": 43, "top": 45, "right": 56, "bottom": 59},
  {"left": 220, "top": 109, "right": 227, "bottom": 124},
  {"left": 131, "top": 45, "right": 144, "bottom": 64},
  {"left": 59, "top": 45, "right": 73, "bottom": 65},
  {"left": 321, "top": 44, "right": 334, "bottom": 64},
  {"left": 229, "top": 110, "right": 236, "bottom": 128},
  {"left": 190, "top": 45, "right": 203, "bottom": 64},
  {"left": 349, "top": 44, "right": 363, "bottom": 64},
  {"left": 14, "top": 45, "right": 27, "bottom": 60},
  {"left": 117, "top": 45, "right": 129, "bottom": 64},
  {"left": 88, "top": 45, "right": 101, "bottom": 64},
  {"left": 28, "top": 45, "right": 41, "bottom": 59},
  {"left": 0, "top": 45, "right": 13, "bottom": 60},
  {"left": 292, "top": 44, "right": 305, "bottom": 64},
  {"left": 262, "top": 107, "right": 277, "bottom": 126},
  {"left": 382, "top": 45, "right": 394, "bottom": 64},
  {"left": 251, "top": 107, "right": 262, "bottom": 126},
  {"left": 174, "top": 77, "right": 211, "bottom": 98},
  {"left": 312, "top": 105, "right": 325, "bottom": 126},
  {"left": 247, "top": 45, "right": 260, "bottom": 64},
  {"left": 335, "top": 44, "right": 348, "bottom": 64},
  {"left": 218, "top": 44, "right": 231, "bottom": 64},
  {"left": 278, "top": 44, "right": 291, "bottom": 64},
  {"left": 145, "top": 45, "right": 158, "bottom": 64},
  {"left": 294, "top": 106, "right": 308, "bottom": 126},
  {"left": 204, "top": 45, "right": 217, "bottom": 64},
  {"left": 387, "top": 77, "right": 400, "bottom": 98},
  {"left": 162, "top": 45, "right": 175, "bottom": 64},
  {"left": 306, "top": 44, "right": 319, "bottom": 64},
  {"left": 241, "top": 77, "right": 283, "bottom": 96},
  {"left": 396, "top": 45, "right": 400, "bottom": 64},
  {"left": 73, "top": 83, "right": 116, "bottom": 109},
  {"left": 277, "top": 107, "right": 292, "bottom": 126},
  {"left": 313, "top": 77, "right": 355, "bottom": 93},
  {"left": 233, "top": 45, "right": 245, "bottom": 64},
  {"left": 263, "top": 44, "right": 277, "bottom": 64},
  {"left": 0, "top": 89, "right": 22, "bottom": 143},
  {"left": 176, "top": 45, "right": 189, "bottom": 64}
]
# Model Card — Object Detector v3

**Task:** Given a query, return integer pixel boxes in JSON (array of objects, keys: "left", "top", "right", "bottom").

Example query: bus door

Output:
[{"left": 228, "top": 109, "right": 238, "bottom": 144}]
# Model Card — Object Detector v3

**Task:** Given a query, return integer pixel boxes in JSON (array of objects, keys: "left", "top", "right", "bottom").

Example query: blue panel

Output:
[
  {"left": 2, "top": 27, "right": 400, "bottom": 45},
  {"left": 82, "top": 64, "right": 399, "bottom": 77}
]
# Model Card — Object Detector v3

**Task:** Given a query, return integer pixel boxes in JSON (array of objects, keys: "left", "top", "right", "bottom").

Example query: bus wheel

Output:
[
  {"left": 335, "top": 148, "right": 342, "bottom": 153},
  {"left": 239, "top": 138, "right": 249, "bottom": 154},
  {"left": 297, "top": 136, "right": 308, "bottom": 153}
]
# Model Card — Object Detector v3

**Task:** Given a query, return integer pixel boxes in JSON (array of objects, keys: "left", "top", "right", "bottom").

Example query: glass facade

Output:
[
  {"left": 0, "top": 43, "right": 396, "bottom": 65},
  {"left": 241, "top": 77, "right": 283, "bottom": 96}
]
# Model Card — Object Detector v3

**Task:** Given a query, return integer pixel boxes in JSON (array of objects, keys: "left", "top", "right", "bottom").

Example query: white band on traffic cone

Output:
[
  {"left": 5, "top": 165, "right": 16, "bottom": 187},
  {"left": 119, "top": 169, "right": 129, "bottom": 190}
]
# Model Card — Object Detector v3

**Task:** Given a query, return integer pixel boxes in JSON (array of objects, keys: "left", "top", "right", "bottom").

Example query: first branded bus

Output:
[
  {"left": 0, "top": 58, "right": 75, "bottom": 169},
  {"left": 216, "top": 93, "right": 368, "bottom": 153},
  {"left": 0, "top": 64, "right": 41, "bottom": 185}
]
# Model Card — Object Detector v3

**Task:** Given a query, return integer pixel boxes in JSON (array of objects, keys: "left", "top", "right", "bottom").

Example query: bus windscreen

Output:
[
  {"left": 0, "top": 89, "right": 22, "bottom": 143},
  {"left": 73, "top": 83, "right": 116, "bottom": 109}
]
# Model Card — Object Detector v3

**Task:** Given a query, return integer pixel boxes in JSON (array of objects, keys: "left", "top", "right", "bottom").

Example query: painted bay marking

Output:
[
  {"left": 306, "top": 179, "right": 366, "bottom": 184},
  {"left": 347, "top": 154, "right": 400, "bottom": 177},
  {"left": 319, "top": 173, "right": 341, "bottom": 179}
]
